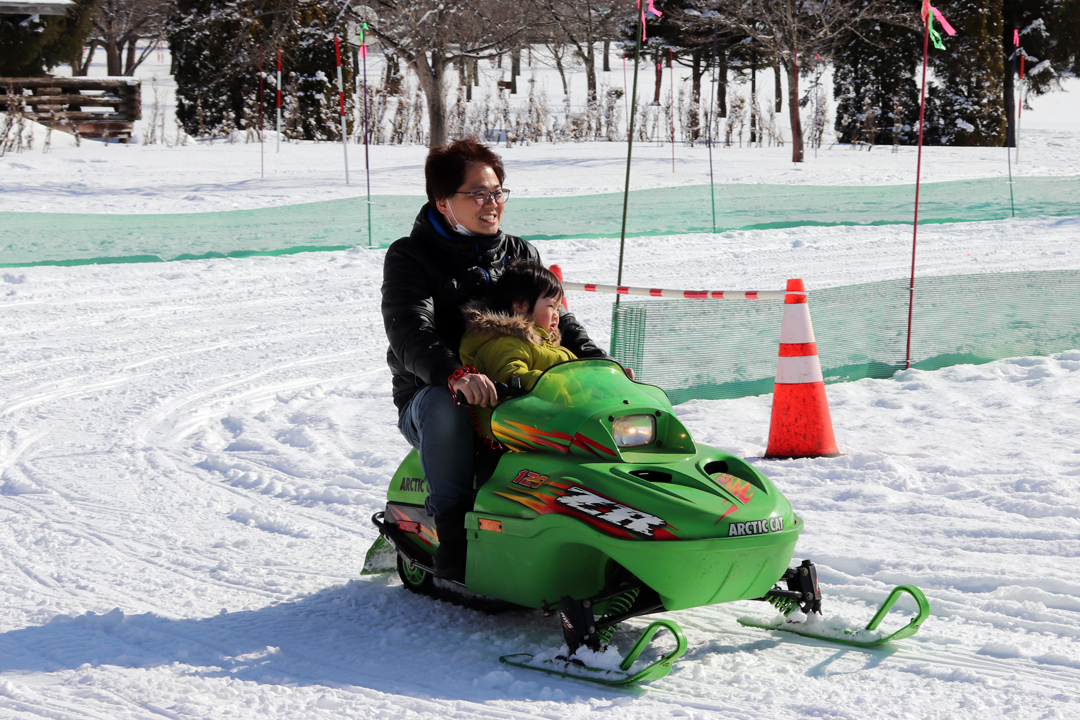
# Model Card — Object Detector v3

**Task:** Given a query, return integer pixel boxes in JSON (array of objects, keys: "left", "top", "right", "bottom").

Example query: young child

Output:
[{"left": 459, "top": 261, "right": 577, "bottom": 442}]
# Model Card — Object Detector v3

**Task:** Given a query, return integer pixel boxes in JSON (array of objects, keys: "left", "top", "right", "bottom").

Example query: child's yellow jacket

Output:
[{"left": 459, "top": 301, "right": 577, "bottom": 440}]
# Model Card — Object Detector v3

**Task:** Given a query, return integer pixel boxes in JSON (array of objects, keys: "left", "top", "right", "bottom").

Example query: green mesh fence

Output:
[
  {"left": 3, "top": 175, "right": 1078, "bottom": 267},
  {"left": 610, "top": 269, "right": 1080, "bottom": 404}
]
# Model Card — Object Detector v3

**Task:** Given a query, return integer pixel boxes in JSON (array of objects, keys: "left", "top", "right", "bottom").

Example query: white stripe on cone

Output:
[
  {"left": 776, "top": 355, "right": 825, "bottom": 384},
  {"left": 779, "top": 303, "right": 816, "bottom": 344}
]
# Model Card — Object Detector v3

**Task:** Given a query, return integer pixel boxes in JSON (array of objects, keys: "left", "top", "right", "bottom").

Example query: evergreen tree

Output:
[
  {"left": 166, "top": 0, "right": 353, "bottom": 140},
  {"left": 832, "top": 7, "right": 922, "bottom": 146},
  {"left": 0, "top": 0, "right": 96, "bottom": 76},
  {"left": 924, "top": 0, "right": 1005, "bottom": 146},
  {"left": 690, "top": 0, "right": 909, "bottom": 161},
  {"left": 1001, "top": 0, "right": 1080, "bottom": 145},
  {"left": 634, "top": 1, "right": 748, "bottom": 143}
]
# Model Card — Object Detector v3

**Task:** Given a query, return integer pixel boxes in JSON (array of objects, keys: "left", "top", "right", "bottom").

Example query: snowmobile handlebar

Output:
[{"left": 454, "top": 376, "right": 525, "bottom": 406}]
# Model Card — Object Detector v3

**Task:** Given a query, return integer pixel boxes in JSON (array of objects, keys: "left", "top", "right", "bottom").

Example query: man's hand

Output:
[
  {"left": 450, "top": 372, "right": 498, "bottom": 407},
  {"left": 625, "top": 367, "right": 636, "bottom": 381}
]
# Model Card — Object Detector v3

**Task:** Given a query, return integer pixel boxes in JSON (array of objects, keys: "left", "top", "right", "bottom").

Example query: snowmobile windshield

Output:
[
  {"left": 524, "top": 359, "right": 670, "bottom": 410},
  {"left": 491, "top": 359, "right": 693, "bottom": 458}
]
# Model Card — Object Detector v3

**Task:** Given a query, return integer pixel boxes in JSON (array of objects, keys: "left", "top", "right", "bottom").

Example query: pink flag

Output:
[
  {"left": 932, "top": 7, "right": 956, "bottom": 36},
  {"left": 637, "top": 0, "right": 662, "bottom": 41}
]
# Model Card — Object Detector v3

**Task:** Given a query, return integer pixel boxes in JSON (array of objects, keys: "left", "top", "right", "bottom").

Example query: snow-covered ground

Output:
[
  {"left": 1, "top": 46, "right": 1080, "bottom": 720},
  {"left": 3, "top": 227, "right": 1080, "bottom": 719}
]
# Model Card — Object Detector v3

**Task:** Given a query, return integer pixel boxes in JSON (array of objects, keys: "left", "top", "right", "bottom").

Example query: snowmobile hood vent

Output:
[{"left": 629, "top": 470, "right": 672, "bottom": 483}]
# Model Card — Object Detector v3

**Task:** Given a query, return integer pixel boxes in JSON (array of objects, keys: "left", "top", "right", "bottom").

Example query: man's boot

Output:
[{"left": 433, "top": 508, "right": 469, "bottom": 582}]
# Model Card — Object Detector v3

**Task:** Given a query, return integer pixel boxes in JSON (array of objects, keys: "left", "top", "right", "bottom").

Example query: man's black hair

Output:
[
  {"left": 425, "top": 136, "right": 506, "bottom": 205},
  {"left": 489, "top": 261, "right": 564, "bottom": 316}
]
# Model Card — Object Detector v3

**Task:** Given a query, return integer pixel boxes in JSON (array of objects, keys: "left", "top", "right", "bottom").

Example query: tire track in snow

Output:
[
  {"left": 670, "top": 605, "right": 1080, "bottom": 701},
  {"left": 136, "top": 353, "right": 375, "bottom": 448},
  {"left": 0, "top": 375, "right": 137, "bottom": 418},
  {"left": 0, "top": 492, "right": 292, "bottom": 610}
]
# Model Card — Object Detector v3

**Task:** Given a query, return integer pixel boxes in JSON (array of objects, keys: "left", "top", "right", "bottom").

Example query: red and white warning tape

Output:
[{"left": 562, "top": 281, "right": 797, "bottom": 301}]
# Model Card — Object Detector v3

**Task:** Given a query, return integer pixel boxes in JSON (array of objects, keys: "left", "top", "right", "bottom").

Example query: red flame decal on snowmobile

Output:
[{"left": 492, "top": 420, "right": 618, "bottom": 458}]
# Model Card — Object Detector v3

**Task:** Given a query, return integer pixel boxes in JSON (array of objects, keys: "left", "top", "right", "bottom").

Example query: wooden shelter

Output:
[
  {"left": 0, "top": 0, "right": 74, "bottom": 15},
  {"left": 1, "top": 76, "right": 142, "bottom": 142}
]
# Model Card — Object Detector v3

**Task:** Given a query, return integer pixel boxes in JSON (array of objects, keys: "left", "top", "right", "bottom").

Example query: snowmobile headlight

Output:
[{"left": 612, "top": 415, "right": 656, "bottom": 448}]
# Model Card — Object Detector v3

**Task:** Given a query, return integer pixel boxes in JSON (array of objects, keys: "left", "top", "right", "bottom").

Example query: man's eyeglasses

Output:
[{"left": 455, "top": 189, "right": 511, "bottom": 206}]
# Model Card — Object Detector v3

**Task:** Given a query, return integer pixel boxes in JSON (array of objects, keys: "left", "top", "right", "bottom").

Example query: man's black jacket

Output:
[{"left": 382, "top": 205, "right": 608, "bottom": 413}]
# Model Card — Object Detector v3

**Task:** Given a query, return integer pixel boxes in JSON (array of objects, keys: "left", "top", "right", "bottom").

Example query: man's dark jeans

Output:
[{"left": 397, "top": 384, "right": 475, "bottom": 517}]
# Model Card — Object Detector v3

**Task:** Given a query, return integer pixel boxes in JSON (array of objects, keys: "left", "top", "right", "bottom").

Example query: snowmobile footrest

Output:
[
  {"left": 499, "top": 619, "right": 687, "bottom": 686},
  {"left": 372, "top": 511, "right": 442, "bottom": 580}
]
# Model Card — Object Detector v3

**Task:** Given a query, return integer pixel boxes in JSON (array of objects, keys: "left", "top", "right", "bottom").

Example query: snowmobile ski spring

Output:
[{"left": 598, "top": 587, "right": 641, "bottom": 645}]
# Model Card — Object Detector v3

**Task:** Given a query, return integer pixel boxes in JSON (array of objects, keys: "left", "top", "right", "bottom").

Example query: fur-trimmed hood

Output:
[{"left": 461, "top": 300, "right": 562, "bottom": 347}]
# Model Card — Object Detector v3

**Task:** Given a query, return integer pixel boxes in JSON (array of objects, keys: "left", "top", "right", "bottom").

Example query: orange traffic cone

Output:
[{"left": 764, "top": 279, "right": 840, "bottom": 459}]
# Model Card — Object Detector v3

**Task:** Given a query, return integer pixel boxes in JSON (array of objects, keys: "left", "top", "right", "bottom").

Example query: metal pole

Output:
[
  {"left": 669, "top": 47, "right": 675, "bottom": 172},
  {"left": 361, "top": 24, "right": 372, "bottom": 247},
  {"left": 335, "top": 36, "right": 349, "bottom": 186},
  {"left": 276, "top": 49, "right": 281, "bottom": 153},
  {"left": 617, "top": 5, "right": 645, "bottom": 293},
  {"left": 707, "top": 30, "right": 717, "bottom": 234},
  {"left": 1007, "top": 29, "right": 1016, "bottom": 218},
  {"left": 906, "top": 14, "right": 931, "bottom": 371},
  {"left": 1017, "top": 54, "right": 1024, "bottom": 164},
  {"left": 791, "top": 47, "right": 799, "bottom": 164},
  {"left": 623, "top": 55, "right": 629, "bottom": 141},
  {"left": 259, "top": 44, "right": 265, "bottom": 178}
]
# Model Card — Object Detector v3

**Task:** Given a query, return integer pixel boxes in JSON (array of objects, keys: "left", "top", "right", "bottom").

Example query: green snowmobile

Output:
[{"left": 364, "top": 359, "right": 928, "bottom": 685}]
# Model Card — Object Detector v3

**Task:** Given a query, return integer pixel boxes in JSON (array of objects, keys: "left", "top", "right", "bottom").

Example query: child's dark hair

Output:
[{"left": 490, "top": 261, "right": 564, "bottom": 316}]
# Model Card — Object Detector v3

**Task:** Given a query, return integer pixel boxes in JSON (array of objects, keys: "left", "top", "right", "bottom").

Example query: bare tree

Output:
[
  {"left": 689, "top": 0, "right": 910, "bottom": 161},
  {"left": 365, "top": 1, "right": 544, "bottom": 147},
  {"left": 542, "top": 41, "right": 572, "bottom": 96},
  {"left": 532, "top": 0, "right": 635, "bottom": 103},
  {"left": 81, "top": 0, "right": 170, "bottom": 76},
  {"left": 646, "top": 4, "right": 746, "bottom": 143}
]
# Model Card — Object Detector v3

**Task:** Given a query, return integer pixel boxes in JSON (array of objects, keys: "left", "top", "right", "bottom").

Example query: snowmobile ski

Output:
[
  {"left": 739, "top": 584, "right": 930, "bottom": 648},
  {"left": 499, "top": 619, "right": 688, "bottom": 686}
]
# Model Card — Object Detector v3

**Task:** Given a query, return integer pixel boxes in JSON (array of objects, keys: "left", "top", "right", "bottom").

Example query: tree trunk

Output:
[
  {"left": 105, "top": 38, "right": 122, "bottom": 76},
  {"left": 124, "top": 39, "right": 137, "bottom": 75},
  {"left": 717, "top": 48, "right": 727, "bottom": 117},
  {"left": 786, "top": 56, "right": 804, "bottom": 162},
  {"left": 750, "top": 50, "right": 757, "bottom": 143},
  {"left": 774, "top": 61, "right": 782, "bottom": 112},
  {"left": 1004, "top": 31, "right": 1016, "bottom": 147},
  {"left": 550, "top": 45, "right": 569, "bottom": 96},
  {"left": 690, "top": 48, "right": 703, "bottom": 142},
  {"left": 73, "top": 42, "right": 95, "bottom": 76},
  {"left": 511, "top": 47, "right": 520, "bottom": 94},
  {"left": 584, "top": 50, "right": 596, "bottom": 103},
  {"left": 603, "top": 40, "right": 610, "bottom": 72},
  {"left": 654, "top": 50, "right": 663, "bottom": 104},
  {"left": 459, "top": 57, "right": 470, "bottom": 102},
  {"left": 413, "top": 51, "right": 448, "bottom": 148},
  {"left": 385, "top": 53, "right": 400, "bottom": 95}
]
